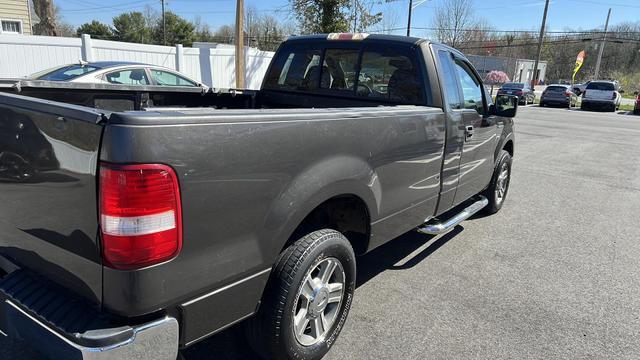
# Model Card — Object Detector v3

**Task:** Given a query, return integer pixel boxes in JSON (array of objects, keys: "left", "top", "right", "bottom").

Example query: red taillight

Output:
[
  {"left": 565, "top": 91, "right": 572, "bottom": 97},
  {"left": 99, "top": 163, "right": 182, "bottom": 270},
  {"left": 516, "top": 90, "right": 523, "bottom": 96}
]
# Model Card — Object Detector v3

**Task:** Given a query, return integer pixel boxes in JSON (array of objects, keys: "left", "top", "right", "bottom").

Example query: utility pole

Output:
[
  {"left": 161, "top": 0, "right": 166, "bottom": 45},
  {"left": 532, "top": 0, "right": 549, "bottom": 88},
  {"left": 235, "top": 0, "right": 245, "bottom": 88},
  {"left": 406, "top": 0, "right": 413, "bottom": 36},
  {"left": 594, "top": 8, "right": 611, "bottom": 80},
  {"left": 352, "top": 0, "right": 357, "bottom": 32}
]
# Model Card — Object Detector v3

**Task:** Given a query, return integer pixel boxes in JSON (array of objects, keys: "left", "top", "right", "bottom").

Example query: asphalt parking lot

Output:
[{"left": 3, "top": 105, "right": 640, "bottom": 359}]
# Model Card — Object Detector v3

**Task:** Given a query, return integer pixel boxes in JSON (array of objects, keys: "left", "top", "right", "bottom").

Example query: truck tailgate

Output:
[{"left": 0, "top": 92, "right": 105, "bottom": 304}]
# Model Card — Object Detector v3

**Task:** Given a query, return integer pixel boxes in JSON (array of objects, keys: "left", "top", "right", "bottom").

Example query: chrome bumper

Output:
[{"left": 1, "top": 299, "right": 179, "bottom": 360}]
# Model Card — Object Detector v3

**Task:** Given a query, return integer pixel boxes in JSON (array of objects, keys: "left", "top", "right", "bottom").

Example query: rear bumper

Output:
[
  {"left": 540, "top": 97, "right": 570, "bottom": 104},
  {"left": 582, "top": 99, "right": 616, "bottom": 106},
  {"left": 0, "top": 270, "right": 178, "bottom": 360},
  {"left": 1, "top": 301, "right": 178, "bottom": 360}
]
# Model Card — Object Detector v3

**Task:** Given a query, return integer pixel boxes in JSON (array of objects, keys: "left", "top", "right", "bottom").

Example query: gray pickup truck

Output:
[{"left": 0, "top": 34, "right": 516, "bottom": 360}]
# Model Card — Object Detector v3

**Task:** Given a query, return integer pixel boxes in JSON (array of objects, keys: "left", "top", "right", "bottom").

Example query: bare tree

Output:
[
  {"left": 32, "top": 0, "right": 58, "bottom": 36},
  {"left": 372, "top": 4, "right": 398, "bottom": 34},
  {"left": 142, "top": 5, "right": 160, "bottom": 30},
  {"left": 431, "top": 0, "right": 477, "bottom": 48}
]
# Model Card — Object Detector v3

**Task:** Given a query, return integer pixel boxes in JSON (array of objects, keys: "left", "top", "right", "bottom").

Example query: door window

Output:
[
  {"left": 150, "top": 69, "right": 197, "bottom": 87},
  {"left": 453, "top": 60, "right": 485, "bottom": 115},
  {"left": 437, "top": 51, "right": 462, "bottom": 109},
  {"left": 105, "top": 69, "right": 150, "bottom": 85}
]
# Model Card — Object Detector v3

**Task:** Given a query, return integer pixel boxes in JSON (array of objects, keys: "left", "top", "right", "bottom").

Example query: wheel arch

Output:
[{"left": 261, "top": 155, "right": 380, "bottom": 261}]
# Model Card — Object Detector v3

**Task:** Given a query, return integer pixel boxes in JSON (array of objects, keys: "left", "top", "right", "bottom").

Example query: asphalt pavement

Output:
[{"left": 3, "top": 106, "right": 640, "bottom": 359}]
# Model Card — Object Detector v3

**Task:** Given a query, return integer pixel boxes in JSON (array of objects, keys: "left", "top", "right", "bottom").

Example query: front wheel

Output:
[
  {"left": 483, "top": 150, "right": 512, "bottom": 214},
  {"left": 247, "top": 229, "right": 356, "bottom": 360}
]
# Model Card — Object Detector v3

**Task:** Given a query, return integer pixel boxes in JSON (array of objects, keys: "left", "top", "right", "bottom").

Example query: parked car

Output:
[
  {"left": 0, "top": 33, "right": 517, "bottom": 360},
  {"left": 580, "top": 80, "right": 622, "bottom": 112},
  {"left": 634, "top": 91, "right": 640, "bottom": 115},
  {"left": 539, "top": 84, "right": 578, "bottom": 108},
  {"left": 29, "top": 61, "right": 208, "bottom": 91},
  {"left": 497, "top": 82, "right": 535, "bottom": 105},
  {"left": 572, "top": 81, "right": 590, "bottom": 96}
]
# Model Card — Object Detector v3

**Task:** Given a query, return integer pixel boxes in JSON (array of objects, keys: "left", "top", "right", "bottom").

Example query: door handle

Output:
[{"left": 465, "top": 125, "right": 474, "bottom": 140}]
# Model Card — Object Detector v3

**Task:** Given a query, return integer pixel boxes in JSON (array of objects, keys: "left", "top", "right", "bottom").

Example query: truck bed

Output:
[{"left": 0, "top": 89, "right": 446, "bottom": 345}]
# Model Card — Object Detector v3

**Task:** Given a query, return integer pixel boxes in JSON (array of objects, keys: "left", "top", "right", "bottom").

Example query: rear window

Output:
[
  {"left": 586, "top": 82, "right": 614, "bottom": 91},
  {"left": 547, "top": 86, "right": 568, "bottom": 92},
  {"left": 33, "top": 65, "right": 100, "bottom": 81},
  {"left": 502, "top": 83, "right": 524, "bottom": 89},
  {"left": 358, "top": 50, "right": 423, "bottom": 103},
  {"left": 321, "top": 48, "right": 359, "bottom": 92},
  {"left": 264, "top": 48, "right": 322, "bottom": 91},
  {"left": 263, "top": 43, "right": 425, "bottom": 105}
]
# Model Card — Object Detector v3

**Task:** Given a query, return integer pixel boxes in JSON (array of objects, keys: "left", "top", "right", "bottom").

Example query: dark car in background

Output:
[
  {"left": 540, "top": 84, "right": 577, "bottom": 108},
  {"left": 497, "top": 82, "right": 535, "bottom": 105},
  {"left": 634, "top": 91, "right": 640, "bottom": 115}
]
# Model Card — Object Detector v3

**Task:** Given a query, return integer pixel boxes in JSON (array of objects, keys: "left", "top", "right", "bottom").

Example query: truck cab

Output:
[{"left": 0, "top": 33, "right": 516, "bottom": 360}]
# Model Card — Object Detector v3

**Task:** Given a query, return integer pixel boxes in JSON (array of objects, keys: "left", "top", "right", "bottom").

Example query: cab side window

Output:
[{"left": 453, "top": 60, "right": 485, "bottom": 115}]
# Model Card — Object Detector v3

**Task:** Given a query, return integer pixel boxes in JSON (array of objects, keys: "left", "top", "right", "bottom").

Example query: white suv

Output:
[{"left": 580, "top": 81, "right": 621, "bottom": 112}]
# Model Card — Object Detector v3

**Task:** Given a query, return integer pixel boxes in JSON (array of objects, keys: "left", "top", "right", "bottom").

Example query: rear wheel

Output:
[
  {"left": 483, "top": 150, "right": 512, "bottom": 215},
  {"left": 247, "top": 229, "right": 356, "bottom": 360}
]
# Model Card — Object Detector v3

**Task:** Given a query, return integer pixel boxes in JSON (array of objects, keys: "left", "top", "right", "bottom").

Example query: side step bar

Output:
[{"left": 417, "top": 196, "right": 488, "bottom": 235}]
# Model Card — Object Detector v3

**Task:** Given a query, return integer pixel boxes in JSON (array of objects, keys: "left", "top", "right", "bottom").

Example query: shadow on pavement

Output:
[{"left": 181, "top": 226, "right": 464, "bottom": 359}]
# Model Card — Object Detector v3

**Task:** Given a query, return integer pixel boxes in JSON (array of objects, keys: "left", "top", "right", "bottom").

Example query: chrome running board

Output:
[{"left": 417, "top": 196, "right": 488, "bottom": 235}]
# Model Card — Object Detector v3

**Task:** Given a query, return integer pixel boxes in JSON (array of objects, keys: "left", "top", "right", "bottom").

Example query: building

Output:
[
  {"left": 467, "top": 55, "right": 548, "bottom": 84},
  {"left": 0, "top": 0, "right": 35, "bottom": 35}
]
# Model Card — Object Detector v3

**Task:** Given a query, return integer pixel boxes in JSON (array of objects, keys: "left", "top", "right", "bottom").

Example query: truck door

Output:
[
  {"left": 450, "top": 57, "right": 498, "bottom": 205},
  {"left": 433, "top": 49, "right": 465, "bottom": 214}
]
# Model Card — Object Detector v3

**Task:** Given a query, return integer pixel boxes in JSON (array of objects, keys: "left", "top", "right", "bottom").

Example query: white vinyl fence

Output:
[{"left": 0, "top": 34, "right": 274, "bottom": 89}]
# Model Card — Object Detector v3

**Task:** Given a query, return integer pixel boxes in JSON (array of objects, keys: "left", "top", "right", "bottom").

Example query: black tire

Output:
[
  {"left": 246, "top": 229, "right": 356, "bottom": 360},
  {"left": 540, "top": 101, "right": 545, "bottom": 107},
  {"left": 483, "top": 150, "right": 512, "bottom": 215}
]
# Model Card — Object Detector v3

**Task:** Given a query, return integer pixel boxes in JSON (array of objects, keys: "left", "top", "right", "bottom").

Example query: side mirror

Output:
[{"left": 493, "top": 94, "right": 518, "bottom": 117}]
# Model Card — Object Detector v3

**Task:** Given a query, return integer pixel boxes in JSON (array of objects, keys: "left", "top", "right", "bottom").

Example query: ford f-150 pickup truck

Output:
[{"left": 0, "top": 33, "right": 516, "bottom": 360}]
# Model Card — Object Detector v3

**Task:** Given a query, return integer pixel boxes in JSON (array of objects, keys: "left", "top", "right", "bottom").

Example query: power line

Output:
[{"left": 62, "top": 0, "right": 155, "bottom": 12}]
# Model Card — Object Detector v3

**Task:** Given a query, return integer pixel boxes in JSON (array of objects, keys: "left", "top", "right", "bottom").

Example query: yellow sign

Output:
[{"left": 572, "top": 50, "right": 586, "bottom": 83}]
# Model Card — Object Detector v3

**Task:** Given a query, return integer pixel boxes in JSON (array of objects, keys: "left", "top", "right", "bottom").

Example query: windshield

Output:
[
  {"left": 32, "top": 64, "right": 100, "bottom": 81},
  {"left": 502, "top": 83, "right": 524, "bottom": 89},
  {"left": 586, "top": 82, "right": 615, "bottom": 91}
]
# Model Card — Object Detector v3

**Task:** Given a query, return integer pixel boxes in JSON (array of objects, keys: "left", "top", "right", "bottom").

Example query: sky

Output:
[{"left": 55, "top": 0, "right": 640, "bottom": 36}]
